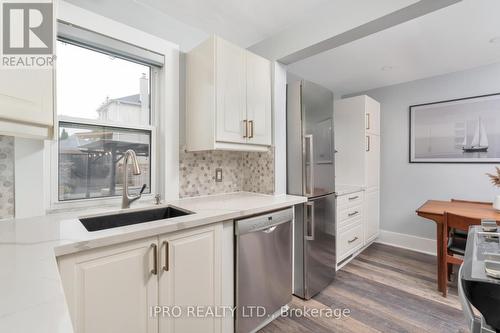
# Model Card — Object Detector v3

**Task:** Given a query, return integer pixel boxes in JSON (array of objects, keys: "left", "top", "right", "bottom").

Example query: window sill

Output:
[{"left": 47, "top": 194, "right": 157, "bottom": 215}]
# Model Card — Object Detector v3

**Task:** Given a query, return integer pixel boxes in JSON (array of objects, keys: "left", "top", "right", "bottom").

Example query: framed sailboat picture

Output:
[{"left": 410, "top": 93, "right": 500, "bottom": 163}]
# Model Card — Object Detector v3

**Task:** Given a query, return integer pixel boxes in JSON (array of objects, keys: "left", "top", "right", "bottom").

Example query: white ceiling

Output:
[
  {"left": 63, "top": 0, "right": 418, "bottom": 51},
  {"left": 287, "top": 0, "right": 500, "bottom": 96},
  {"left": 135, "top": 0, "right": 331, "bottom": 48}
]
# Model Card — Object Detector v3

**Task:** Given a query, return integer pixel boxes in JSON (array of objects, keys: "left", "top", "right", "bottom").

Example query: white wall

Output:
[{"left": 358, "top": 62, "right": 500, "bottom": 240}]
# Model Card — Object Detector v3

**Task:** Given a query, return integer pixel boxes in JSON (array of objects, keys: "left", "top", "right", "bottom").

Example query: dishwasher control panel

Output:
[{"left": 235, "top": 208, "right": 293, "bottom": 235}]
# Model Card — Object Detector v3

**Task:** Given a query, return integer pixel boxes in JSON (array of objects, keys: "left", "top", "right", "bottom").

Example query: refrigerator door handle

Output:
[
  {"left": 305, "top": 201, "right": 315, "bottom": 241},
  {"left": 305, "top": 134, "right": 314, "bottom": 196}
]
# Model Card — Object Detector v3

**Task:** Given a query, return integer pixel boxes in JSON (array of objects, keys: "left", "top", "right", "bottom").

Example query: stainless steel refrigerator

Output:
[{"left": 287, "top": 79, "right": 336, "bottom": 300}]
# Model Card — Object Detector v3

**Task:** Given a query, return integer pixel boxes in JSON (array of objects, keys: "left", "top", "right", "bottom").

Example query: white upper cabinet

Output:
[
  {"left": 245, "top": 52, "right": 272, "bottom": 145},
  {"left": 186, "top": 36, "right": 272, "bottom": 151},
  {"left": 365, "top": 133, "right": 380, "bottom": 189},
  {"left": 365, "top": 96, "right": 380, "bottom": 136},
  {"left": 0, "top": 68, "right": 54, "bottom": 139},
  {"left": 334, "top": 95, "right": 380, "bottom": 188},
  {"left": 215, "top": 38, "right": 247, "bottom": 144}
]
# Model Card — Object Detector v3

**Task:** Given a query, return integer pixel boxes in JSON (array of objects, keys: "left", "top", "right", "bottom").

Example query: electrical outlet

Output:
[{"left": 215, "top": 168, "right": 223, "bottom": 182}]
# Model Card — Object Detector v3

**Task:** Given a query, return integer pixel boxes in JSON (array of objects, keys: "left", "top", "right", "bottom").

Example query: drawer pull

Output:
[
  {"left": 348, "top": 211, "right": 359, "bottom": 217},
  {"left": 348, "top": 196, "right": 359, "bottom": 201},
  {"left": 150, "top": 243, "right": 158, "bottom": 275},
  {"left": 348, "top": 237, "right": 359, "bottom": 244},
  {"left": 163, "top": 241, "right": 169, "bottom": 272}
]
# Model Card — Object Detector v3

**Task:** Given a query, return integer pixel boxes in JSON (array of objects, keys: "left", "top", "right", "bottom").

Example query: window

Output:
[{"left": 56, "top": 38, "right": 158, "bottom": 202}]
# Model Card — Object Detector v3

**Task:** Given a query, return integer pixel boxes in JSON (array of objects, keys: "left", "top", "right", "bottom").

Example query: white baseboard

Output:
[{"left": 375, "top": 230, "right": 437, "bottom": 256}]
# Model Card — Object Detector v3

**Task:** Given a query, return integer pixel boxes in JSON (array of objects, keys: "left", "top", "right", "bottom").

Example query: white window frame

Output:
[{"left": 49, "top": 33, "right": 162, "bottom": 211}]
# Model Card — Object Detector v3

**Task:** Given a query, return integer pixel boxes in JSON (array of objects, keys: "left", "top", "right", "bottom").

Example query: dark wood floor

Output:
[{"left": 260, "top": 243, "right": 468, "bottom": 333}]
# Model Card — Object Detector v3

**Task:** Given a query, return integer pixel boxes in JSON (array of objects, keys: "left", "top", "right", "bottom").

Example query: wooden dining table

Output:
[{"left": 416, "top": 200, "right": 500, "bottom": 293}]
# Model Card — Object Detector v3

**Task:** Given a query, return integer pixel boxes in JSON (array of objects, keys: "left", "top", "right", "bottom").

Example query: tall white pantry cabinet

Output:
[{"left": 334, "top": 95, "right": 381, "bottom": 267}]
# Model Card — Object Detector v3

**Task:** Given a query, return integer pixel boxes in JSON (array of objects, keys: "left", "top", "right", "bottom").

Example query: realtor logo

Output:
[
  {"left": 2, "top": 2, "right": 53, "bottom": 54},
  {"left": 1, "top": 1, "right": 54, "bottom": 68}
]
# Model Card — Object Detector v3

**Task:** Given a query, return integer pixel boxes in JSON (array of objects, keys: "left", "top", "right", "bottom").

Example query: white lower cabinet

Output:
[
  {"left": 336, "top": 189, "right": 379, "bottom": 270},
  {"left": 337, "top": 221, "right": 364, "bottom": 260},
  {"left": 58, "top": 223, "right": 224, "bottom": 333},
  {"left": 158, "top": 225, "right": 222, "bottom": 333},
  {"left": 58, "top": 237, "right": 159, "bottom": 333},
  {"left": 364, "top": 188, "right": 380, "bottom": 244}
]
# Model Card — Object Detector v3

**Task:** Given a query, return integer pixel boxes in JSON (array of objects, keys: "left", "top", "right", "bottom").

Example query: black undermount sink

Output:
[{"left": 79, "top": 206, "right": 193, "bottom": 232}]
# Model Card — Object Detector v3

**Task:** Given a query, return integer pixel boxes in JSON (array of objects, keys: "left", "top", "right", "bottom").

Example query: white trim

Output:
[
  {"left": 375, "top": 229, "right": 437, "bottom": 256},
  {"left": 50, "top": 53, "right": 158, "bottom": 209},
  {"left": 0, "top": 120, "right": 51, "bottom": 139},
  {"left": 42, "top": 1, "right": 180, "bottom": 212},
  {"left": 57, "top": 116, "right": 155, "bottom": 132},
  {"left": 272, "top": 62, "right": 287, "bottom": 195}
]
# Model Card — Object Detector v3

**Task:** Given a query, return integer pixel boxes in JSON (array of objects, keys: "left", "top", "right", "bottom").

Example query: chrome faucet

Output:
[{"left": 121, "top": 149, "right": 146, "bottom": 209}]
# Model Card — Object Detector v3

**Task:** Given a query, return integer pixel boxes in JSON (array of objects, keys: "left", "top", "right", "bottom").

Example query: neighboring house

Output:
[{"left": 96, "top": 74, "right": 149, "bottom": 125}]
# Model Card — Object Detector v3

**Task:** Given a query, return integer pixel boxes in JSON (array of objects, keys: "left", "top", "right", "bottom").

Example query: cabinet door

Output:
[
  {"left": 215, "top": 38, "right": 247, "bottom": 144},
  {"left": 0, "top": 68, "right": 53, "bottom": 126},
  {"left": 365, "top": 97, "right": 380, "bottom": 136},
  {"left": 365, "top": 134, "right": 380, "bottom": 189},
  {"left": 58, "top": 238, "right": 159, "bottom": 333},
  {"left": 159, "top": 224, "right": 222, "bottom": 333},
  {"left": 364, "top": 189, "right": 380, "bottom": 243},
  {"left": 246, "top": 52, "right": 271, "bottom": 145}
]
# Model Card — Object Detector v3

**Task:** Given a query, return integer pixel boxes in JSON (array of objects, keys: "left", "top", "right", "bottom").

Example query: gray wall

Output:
[{"left": 360, "top": 62, "right": 500, "bottom": 239}]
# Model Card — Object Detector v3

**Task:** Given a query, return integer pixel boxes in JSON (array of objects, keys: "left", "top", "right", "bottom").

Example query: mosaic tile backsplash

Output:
[
  {"left": 0, "top": 136, "right": 14, "bottom": 219},
  {"left": 179, "top": 147, "right": 275, "bottom": 198}
]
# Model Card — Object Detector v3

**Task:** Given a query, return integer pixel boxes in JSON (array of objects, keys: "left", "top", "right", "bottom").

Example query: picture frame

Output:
[{"left": 409, "top": 93, "right": 500, "bottom": 163}]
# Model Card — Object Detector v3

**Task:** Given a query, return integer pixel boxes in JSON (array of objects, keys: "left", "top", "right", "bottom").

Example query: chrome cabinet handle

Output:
[
  {"left": 366, "top": 135, "right": 370, "bottom": 152},
  {"left": 248, "top": 120, "right": 254, "bottom": 138},
  {"left": 305, "top": 201, "right": 315, "bottom": 241},
  {"left": 366, "top": 113, "right": 370, "bottom": 130},
  {"left": 150, "top": 243, "right": 158, "bottom": 275},
  {"left": 243, "top": 120, "right": 248, "bottom": 138},
  {"left": 348, "top": 196, "right": 359, "bottom": 201},
  {"left": 348, "top": 211, "right": 359, "bottom": 217},
  {"left": 348, "top": 237, "right": 358, "bottom": 244},
  {"left": 162, "top": 241, "right": 169, "bottom": 271}
]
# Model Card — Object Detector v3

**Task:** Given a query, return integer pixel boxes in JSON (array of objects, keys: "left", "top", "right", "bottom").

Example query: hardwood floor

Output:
[{"left": 260, "top": 243, "right": 468, "bottom": 333}]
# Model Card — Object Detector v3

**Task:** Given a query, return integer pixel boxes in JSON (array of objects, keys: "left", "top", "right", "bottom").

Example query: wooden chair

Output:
[{"left": 441, "top": 212, "right": 482, "bottom": 296}]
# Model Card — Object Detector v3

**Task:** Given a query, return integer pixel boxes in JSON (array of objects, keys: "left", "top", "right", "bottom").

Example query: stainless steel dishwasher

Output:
[{"left": 235, "top": 208, "right": 293, "bottom": 333}]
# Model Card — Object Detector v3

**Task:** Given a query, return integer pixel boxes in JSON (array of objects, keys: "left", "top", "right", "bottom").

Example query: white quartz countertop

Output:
[
  {"left": 335, "top": 184, "right": 365, "bottom": 196},
  {"left": 0, "top": 192, "right": 306, "bottom": 333}
]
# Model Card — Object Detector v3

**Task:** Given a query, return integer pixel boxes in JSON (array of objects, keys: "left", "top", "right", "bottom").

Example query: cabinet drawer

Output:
[
  {"left": 337, "top": 192, "right": 363, "bottom": 208},
  {"left": 337, "top": 224, "right": 363, "bottom": 259},
  {"left": 337, "top": 205, "right": 363, "bottom": 227}
]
